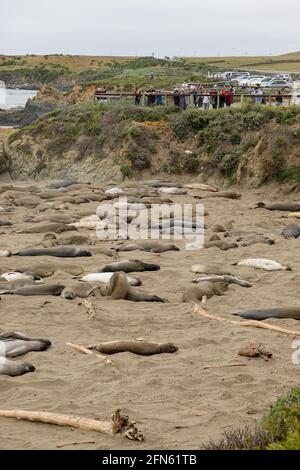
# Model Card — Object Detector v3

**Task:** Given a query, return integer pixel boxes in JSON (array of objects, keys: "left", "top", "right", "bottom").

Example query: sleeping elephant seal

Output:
[
  {"left": 17, "top": 223, "right": 77, "bottom": 234},
  {"left": 14, "top": 246, "right": 92, "bottom": 258},
  {"left": 191, "top": 263, "right": 231, "bottom": 275},
  {"left": 255, "top": 202, "right": 300, "bottom": 212},
  {"left": 106, "top": 273, "right": 166, "bottom": 303},
  {"left": 98, "top": 259, "right": 160, "bottom": 273},
  {"left": 0, "top": 284, "right": 65, "bottom": 296},
  {"left": 116, "top": 242, "right": 180, "bottom": 253},
  {"left": 17, "top": 262, "right": 84, "bottom": 278},
  {"left": 195, "top": 191, "right": 241, "bottom": 200},
  {"left": 0, "top": 332, "right": 51, "bottom": 358},
  {"left": 48, "top": 178, "right": 79, "bottom": 189},
  {"left": 182, "top": 282, "right": 228, "bottom": 302},
  {"left": 61, "top": 282, "right": 100, "bottom": 300},
  {"left": 234, "top": 307, "right": 300, "bottom": 321},
  {"left": 282, "top": 224, "right": 300, "bottom": 239},
  {"left": 0, "top": 357, "right": 35, "bottom": 377},
  {"left": 88, "top": 340, "right": 178, "bottom": 356},
  {"left": 204, "top": 241, "right": 238, "bottom": 251}
]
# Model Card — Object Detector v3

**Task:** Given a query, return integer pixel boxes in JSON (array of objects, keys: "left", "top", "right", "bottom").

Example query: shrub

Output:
[
  {"left": 230, "top": 133, "right": 241, "bottom": 145},
  {"left": 278, "top": 166, "right": 300, "bottom": 183},
  {"left": 120, "top": 164, "right": 132, "bottom": 179}
]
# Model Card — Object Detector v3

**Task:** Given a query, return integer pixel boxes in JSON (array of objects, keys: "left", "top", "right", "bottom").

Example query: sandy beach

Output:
[{"left": 0, "top": 181, "right": 300, "bottom": 450}]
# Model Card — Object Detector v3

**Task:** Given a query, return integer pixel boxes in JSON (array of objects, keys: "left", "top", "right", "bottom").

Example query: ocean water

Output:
[{"left": 0, "top": 86, "right": 37, "bottom": 110}]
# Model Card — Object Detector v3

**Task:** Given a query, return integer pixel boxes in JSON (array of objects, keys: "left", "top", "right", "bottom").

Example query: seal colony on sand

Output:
[{"left": 2, "top": 176, "right": 300, "bottom": 447}]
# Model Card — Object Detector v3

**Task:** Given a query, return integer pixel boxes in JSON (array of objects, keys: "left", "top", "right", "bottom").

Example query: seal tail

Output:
[{"left": 255, "top": 202, "right": 266, "bottom": 209}]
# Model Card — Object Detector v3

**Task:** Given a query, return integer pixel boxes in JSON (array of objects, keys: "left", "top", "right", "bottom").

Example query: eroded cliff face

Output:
[{"left": 3, "top": 103, "right": 300, "bottom": 186}]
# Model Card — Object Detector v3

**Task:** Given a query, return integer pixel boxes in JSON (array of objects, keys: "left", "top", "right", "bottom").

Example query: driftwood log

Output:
[
  {"left": 0, "top": 409, "right": 144, "bottom": 441},
  {"left": 193, "top": 305, "right": 300, "bottom": 337}
]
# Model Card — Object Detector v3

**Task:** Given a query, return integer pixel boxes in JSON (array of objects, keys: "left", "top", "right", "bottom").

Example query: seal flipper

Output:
[
  {"left": 255, "top": 203, "right": 266, "bottom": 209},
  {"left": 126, "top": 289, "right": 167, "bottom": 303}
]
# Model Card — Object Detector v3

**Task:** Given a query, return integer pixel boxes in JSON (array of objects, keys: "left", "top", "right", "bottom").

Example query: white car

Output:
[{"left": 263, "top": 79, "right": 293, "bottom": 90}]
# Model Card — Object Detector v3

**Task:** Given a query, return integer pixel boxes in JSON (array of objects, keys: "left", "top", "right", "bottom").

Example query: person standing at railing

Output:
[
  {"left": 134, "top": 87, "right": 142, "bottom": 105},
  {"left": 275, "top": 91, "right": 284, "bottom": 106},
  {"left": 145, "top": 87, "right": 156, "bottom": 106},
  {"left": 211, "top": 88, "right": 218, "bottom": 109},
  {"left": 203, "top": 94, "right": 210, "bottom": 110},
  {"left": 179, "top": 90, "right": 187, "bottom": 110},
  {"left": 219, "top": 89, "right": 226, "bottom": 108},
  {"left": 190, "top": 84, "right": 198, "bottom": 107},
  {"left": 173, "top": 88, "right": 181, "bottom": 107},
  {"left": 155, "top": 91, "right": 163, "bottom": 105},
  {"left": 251, "top": 86, "right": 264, "bottom": 104},
  {"left": 225, "top": 89, "right": 234, "bottom": 107}
]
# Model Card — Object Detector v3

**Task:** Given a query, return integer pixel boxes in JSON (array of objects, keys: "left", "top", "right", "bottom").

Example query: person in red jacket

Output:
[{"left": 225, "top": 89, "right": 234, "bottom": 107}]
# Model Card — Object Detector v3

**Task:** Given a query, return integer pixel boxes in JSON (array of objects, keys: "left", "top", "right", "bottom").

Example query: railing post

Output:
[{"left": 217, "top": 93, "right": 220, "bottom": 109}]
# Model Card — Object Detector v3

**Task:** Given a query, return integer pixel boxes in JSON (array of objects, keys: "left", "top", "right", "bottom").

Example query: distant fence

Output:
[{"left": 93, "top": 91, "right": 300, "bottom": 108}]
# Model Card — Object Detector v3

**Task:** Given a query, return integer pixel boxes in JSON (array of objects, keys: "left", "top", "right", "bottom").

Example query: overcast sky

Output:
[{"left": 1, "top": 0, "right": 300, "bottom": 57}]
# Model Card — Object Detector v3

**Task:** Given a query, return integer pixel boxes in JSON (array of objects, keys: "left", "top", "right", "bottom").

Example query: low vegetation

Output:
[
  {"left": 204, "top": 385, "right": 300, "bottom": 450},
  {"left": 5, "top": 100, "right": 300, "bottom": 183}
]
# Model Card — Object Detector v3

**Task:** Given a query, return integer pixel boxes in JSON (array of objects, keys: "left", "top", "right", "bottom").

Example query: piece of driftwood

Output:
[
  {"left": 203, "top": 363, "right": 247, "bottom": 370},
  {"left": 66, "top": 342, "right": 112, "bottom": 364},
  {"left": 238, "top": 343, "right": 273, "bottom": 361},
  {"left": 193, "top": 305, "right": 300, "bottom": 337},
  {"left": 56, "top": 440, "right": 96, "bottom": 448},
  {"left": 0, "top": 409, "right": 144, "bottom": 442}
]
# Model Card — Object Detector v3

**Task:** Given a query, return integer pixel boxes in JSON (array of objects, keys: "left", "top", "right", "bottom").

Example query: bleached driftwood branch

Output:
[
  {"left": 193, "top": 305, "right": 300, "bottom": 337},
  {"left": 0, "top": 409, "right": 144, "bottom": 441}
]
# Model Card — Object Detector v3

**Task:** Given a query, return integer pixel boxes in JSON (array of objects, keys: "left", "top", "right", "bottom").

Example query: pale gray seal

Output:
[{"left": 0, "top": 332, "right": 51, "bottom": 358}]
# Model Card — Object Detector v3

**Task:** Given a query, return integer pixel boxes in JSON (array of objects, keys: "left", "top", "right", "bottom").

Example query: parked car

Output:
[{"left": 263, "top": 79, "right": 293, "bottom": 90}]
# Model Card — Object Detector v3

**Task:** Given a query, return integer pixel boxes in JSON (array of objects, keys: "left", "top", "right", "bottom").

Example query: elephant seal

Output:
[
  {"left": 182, "top": 282, "right": 228, "bottom": 302},
  {"left": 204, "top": 241, "right": 238, "bottom": 251},
  {"left": 195, "top": 191, "right": 241, "bottom": 200},
  {"left": 184, "top": 183, "right": 218, "bottom": 192},
  {"left": 0, "top": 220, "right": 12, "bottom": 227},
  {"left": 17, "top": 223, "right": 77, "bottom": 234},
  {"left": 233, "top": 259, "right": 291, "bottom": 271},
  {"left": 48, "top": 178, "right": 78, "bottom": 189},
  {"left": 0, "top": 357, "right": 35, "bottom": 376},
  {"left": 239, "top": 236, "right": 275, "bottom": 247},
  {"left": 78, "top": 273, "right": 142, "bottom": 287},
  {"left": 14, "top": 246, "right": 92, "bottom": 258},
  {"left": 116, "top": 242, "right": 180, "bottom": 254},
  {"left": 212, "top": 224, "right": 227, "bottom": 233},
  {"left": 17, "top": 262, "right": 84, "bottom": 278},
  {"left": 192, "top": 275, "right": 252, "bottom": 288},
  {"left": 0, "top": 250, "right": 11, "bottom": 257},
  {"left": 282, "top": 224, "right": 300, "bottom": 239},
  {"left": 191, "top": 263, "right": 230, "bottom": 275},
  {"left": 0, "top": 272, "right": 42, "bottom": 282},
  {"left": 1, "top": 284, "right": 65, "bottom": 296},
  {"left": 255, "top": 202, "right": 300, "bottom": 212},
  {"left": 61, "top": 283, "right": 100, "bottom": 300},
  {"left": 159, "top": 187, "right": 187, "bottom": 195},
  {"left": 106, "top": 273, "right": 166, "bottom": 303},
  {"left": 0, "top": 332, "right": 51, "bottom": 358},
  {"left": 234, "top": 307, "right": 300, "bottom": 321},
  {"left": 98, "top": 260, "right": 160, "bottom": 273},
  {"left": 88, "top": 340, "right": 178, "bottom": 356},
  {"left": 24, "top": 214, "right": 75, "bottom": 225}
]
